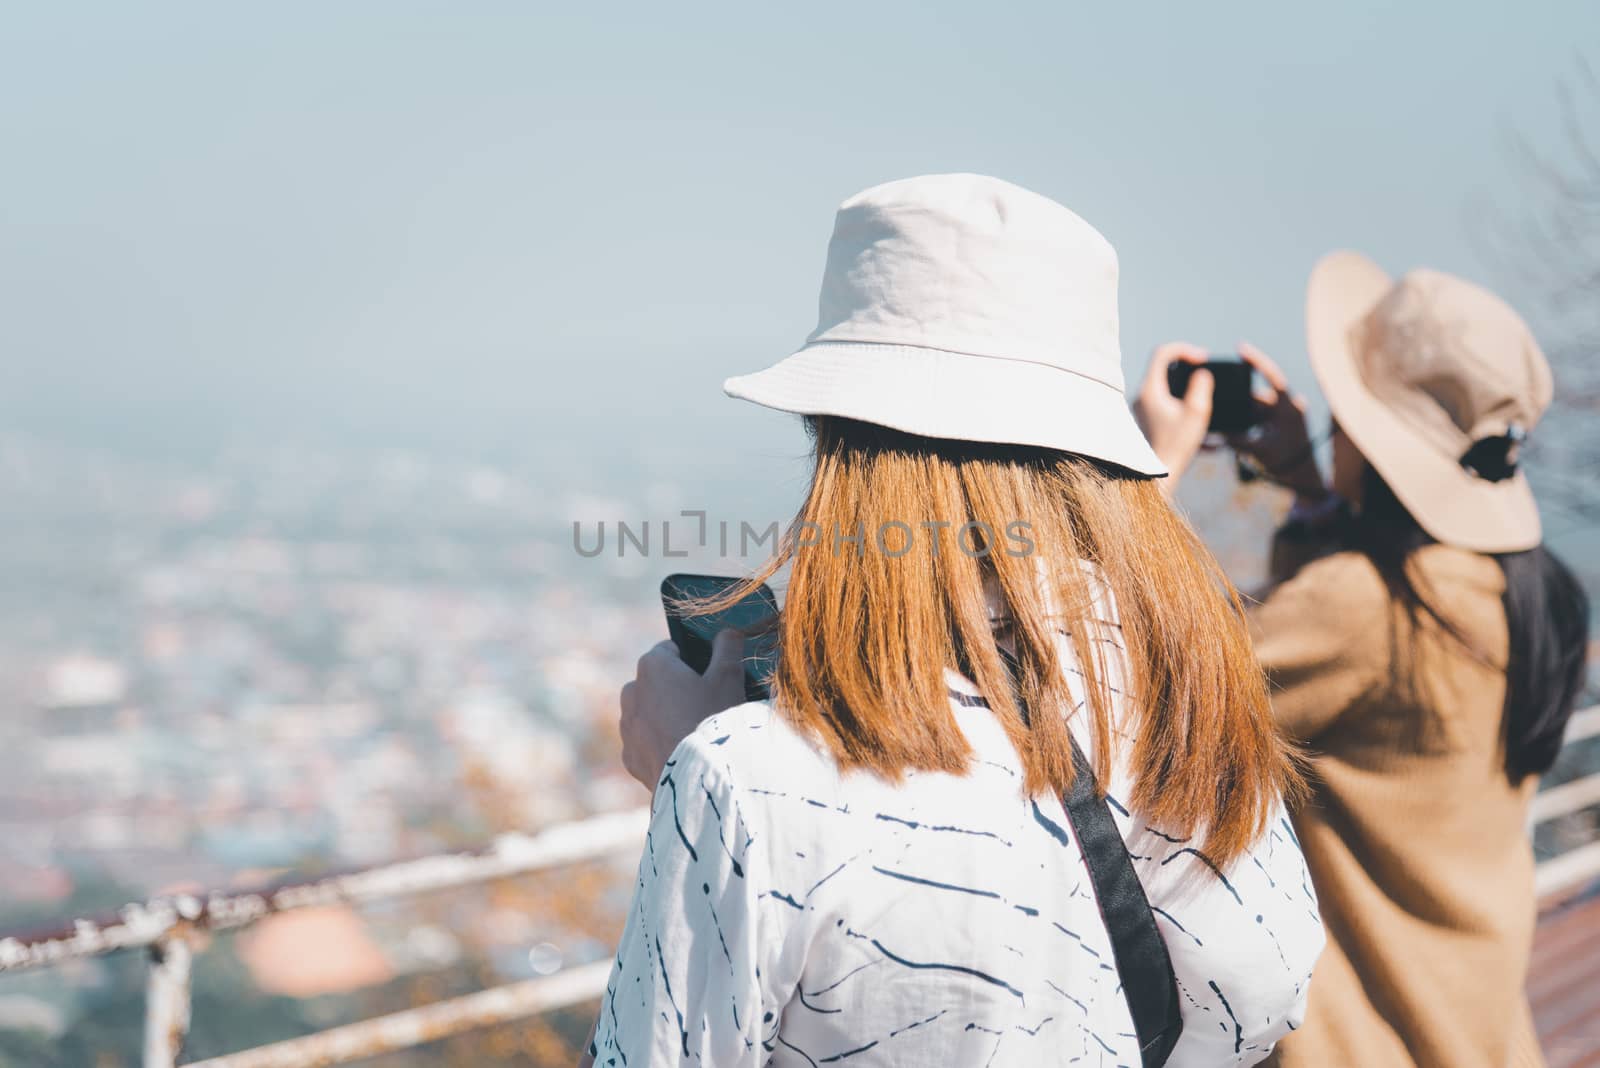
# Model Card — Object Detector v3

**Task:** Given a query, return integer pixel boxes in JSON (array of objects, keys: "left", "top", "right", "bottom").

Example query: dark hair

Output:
[{"left": 1345, "top": 465, "right": 1590, "bottom": 780}]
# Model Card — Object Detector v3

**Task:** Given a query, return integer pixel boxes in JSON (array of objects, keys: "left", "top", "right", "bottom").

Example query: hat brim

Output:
[
  {"left": 1306, "top": 251, "right": 1540, "bottom": 553},
  {"left": 724, "top": 341, "right": 1167, "bottom": 477}
]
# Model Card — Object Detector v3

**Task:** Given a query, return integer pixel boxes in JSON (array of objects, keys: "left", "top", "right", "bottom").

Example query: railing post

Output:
[{"left": 144, "top": 932, "right": 193, "bottom": 1068}]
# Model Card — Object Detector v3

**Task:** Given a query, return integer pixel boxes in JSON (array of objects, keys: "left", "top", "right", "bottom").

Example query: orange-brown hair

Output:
[{"left": 701, "top": 416, "right": 1298, "bottom": 866}]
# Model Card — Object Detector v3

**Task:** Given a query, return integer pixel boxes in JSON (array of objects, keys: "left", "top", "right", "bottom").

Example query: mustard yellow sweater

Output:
[{"left": 1253, "top": 544, "right": 1543, "bottom": 1068}]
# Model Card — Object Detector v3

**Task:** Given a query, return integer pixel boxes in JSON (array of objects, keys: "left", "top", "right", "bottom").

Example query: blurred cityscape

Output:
[{"left": 0, "top": 432, "right": 711, "bottom": 1065}]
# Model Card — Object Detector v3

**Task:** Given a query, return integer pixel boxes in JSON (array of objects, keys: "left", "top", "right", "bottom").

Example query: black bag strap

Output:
[
  {"left": 1058, "top": 733, "right": 1183, "bottom": 1067},
  {"left": 951, "top": 669, "right": 1182, "bottom": 1067}
]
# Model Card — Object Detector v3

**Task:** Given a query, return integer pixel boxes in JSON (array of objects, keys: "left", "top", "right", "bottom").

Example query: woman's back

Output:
[
  {"left": 1256, "top": 544, "right": 1542, "bottom": 1068},
  {"left": 593, "top": 177, "right": 1323, "bottom": 1067},
  {"left": 593, "top": 625, "right": 1324, "bottom": 1067}
]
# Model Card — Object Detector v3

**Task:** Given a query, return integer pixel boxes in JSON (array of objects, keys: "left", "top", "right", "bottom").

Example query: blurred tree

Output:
[
  {"left": 1492, "top": 55, "right": 1600, "bottom": 544},
  {"left": 368, "top": 746, "right": 624, "bottom": 1067}
]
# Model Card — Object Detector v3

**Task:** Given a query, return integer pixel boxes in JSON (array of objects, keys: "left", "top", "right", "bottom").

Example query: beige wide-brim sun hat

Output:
[
  {"left": 1306, "top": 251, "right": 1553, "bottom": 554},
  {"left": 724, "top": 174, "right": 1167, "bottom": 477}
]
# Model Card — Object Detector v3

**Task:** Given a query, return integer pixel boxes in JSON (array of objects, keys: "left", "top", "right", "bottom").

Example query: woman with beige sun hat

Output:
[{"left": 1136, "top": 252, "right": 1591, "bottom": 1067}]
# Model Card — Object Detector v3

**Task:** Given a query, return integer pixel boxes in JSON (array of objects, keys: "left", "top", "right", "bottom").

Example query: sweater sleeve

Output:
[{"left": 1247, "top": 550, "right": 1391, "bottom": 744}]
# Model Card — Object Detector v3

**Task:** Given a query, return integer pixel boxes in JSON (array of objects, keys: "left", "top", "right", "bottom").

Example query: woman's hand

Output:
[
  {"left": 618, "top": 630, "right": 746, "bottom": 788},
  {"left": 1230, "top": 342, "right": 1328, "bottom": 502},
  {"left": 1133, "top": 342, "right": 1214, "bottom": 495}
]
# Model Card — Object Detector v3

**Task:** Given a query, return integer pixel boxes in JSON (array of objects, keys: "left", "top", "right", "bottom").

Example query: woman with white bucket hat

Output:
[
  {"left": 585, "top": 174, "right": 1323, "bottom": 1067},
  {"left": 1135, "top": 254, "right": 1590, "bottom": 1067}
]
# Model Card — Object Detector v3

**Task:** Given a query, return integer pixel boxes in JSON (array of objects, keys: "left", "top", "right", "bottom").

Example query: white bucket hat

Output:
[{"left": 723, "top": 174, "right": 1166, "bottom": 476}]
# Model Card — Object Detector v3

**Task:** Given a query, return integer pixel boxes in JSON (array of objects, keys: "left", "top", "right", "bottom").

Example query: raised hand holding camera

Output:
[{"left": 1229, "top": 342, "right": 1329, "bottom": 502}]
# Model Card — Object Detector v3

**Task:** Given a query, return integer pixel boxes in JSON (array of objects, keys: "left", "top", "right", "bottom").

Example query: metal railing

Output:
[
  {"left": 1533, "top": 705, "right": 1600, "bottom": 899},
  {"left": 2, "top": 708, "right": 1597, "bottom": 1068},
  {"left": 0, "top": 809, "right": 650, "bottom": 1067}
]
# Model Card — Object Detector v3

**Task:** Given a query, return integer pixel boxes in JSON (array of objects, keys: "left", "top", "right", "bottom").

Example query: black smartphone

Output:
[
  {"left": 1167, "top": 357, "right": 1261, "bottom": 435},
  {"left": 660, "top": 573, "right": 779, "bottom": 703}
]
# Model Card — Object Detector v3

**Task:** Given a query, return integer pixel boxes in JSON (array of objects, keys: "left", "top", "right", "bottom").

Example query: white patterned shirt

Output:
[{"left": 593, "top": 620, "right": 1323, "bottom": 1067}]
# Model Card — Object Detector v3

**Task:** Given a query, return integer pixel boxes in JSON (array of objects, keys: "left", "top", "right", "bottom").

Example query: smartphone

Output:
[
  {"left": 660, "top": 573, "right": 780, "bottom": 703},
  {"left": 1167, "top": 357, "right": 1261, "bottom": 435}
]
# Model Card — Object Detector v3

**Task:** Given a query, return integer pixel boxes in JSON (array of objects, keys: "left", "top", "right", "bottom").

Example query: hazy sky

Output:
[{"left": 1, "top": 2, "right": 1593, "bottom": 487}]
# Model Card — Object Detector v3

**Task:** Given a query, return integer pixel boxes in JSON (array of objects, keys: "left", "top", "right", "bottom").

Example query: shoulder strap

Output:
[
  {"left": 953, "top": 659, "right": 1184, "bottom": 1067},
  {"left": 1059, "top": 734, "right": 1183, "bottom": 1067}
]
